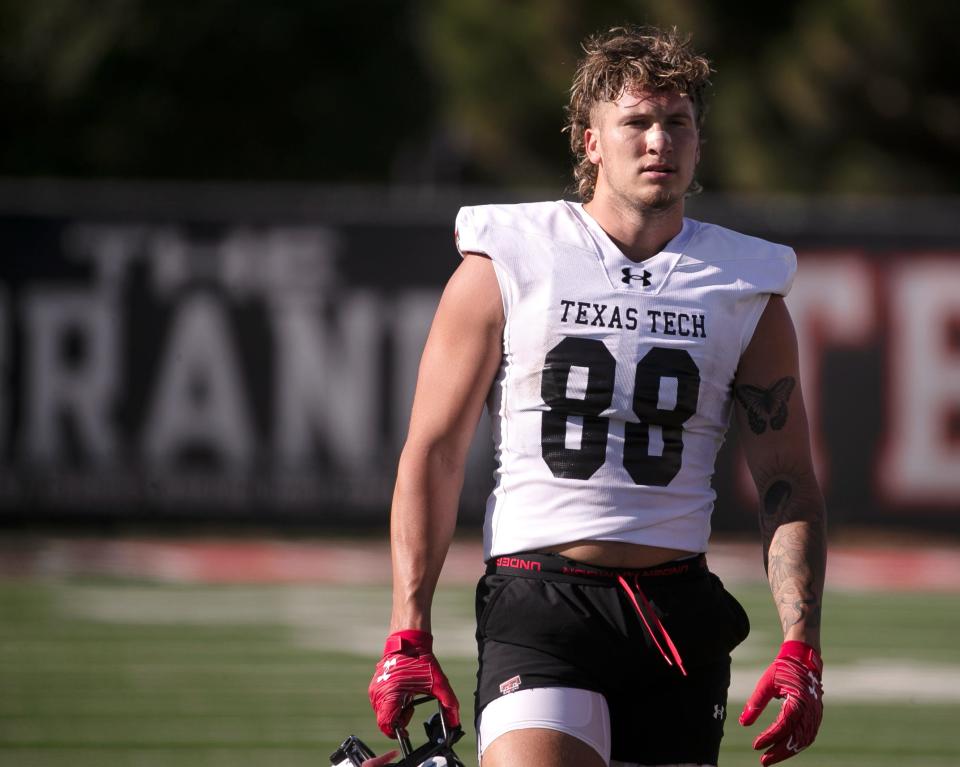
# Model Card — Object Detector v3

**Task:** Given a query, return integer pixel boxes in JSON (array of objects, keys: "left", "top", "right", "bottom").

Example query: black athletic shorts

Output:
[{"left": 474, "top": 552, "right": 751, "bottom": 765}]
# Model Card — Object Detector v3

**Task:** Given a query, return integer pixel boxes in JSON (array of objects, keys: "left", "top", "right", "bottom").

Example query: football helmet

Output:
[{"left": 330, "top": 697, "right": 467, "bottom": 767}]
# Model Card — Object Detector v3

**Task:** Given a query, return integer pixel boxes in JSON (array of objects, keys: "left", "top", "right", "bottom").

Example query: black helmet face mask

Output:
[{"left": 330, "top": 697, "right": 467, "bottom": 767}]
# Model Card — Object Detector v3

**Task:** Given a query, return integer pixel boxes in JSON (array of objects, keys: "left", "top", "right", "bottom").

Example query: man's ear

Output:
[{"left": 584, "top": 127, "right": 601, "bottom": 165}]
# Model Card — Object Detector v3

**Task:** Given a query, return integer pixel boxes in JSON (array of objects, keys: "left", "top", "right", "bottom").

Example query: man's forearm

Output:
[
  {"left": 389, "top": 443, "right": 465, "bottom": 633},
  {"left": 757, "top": 468, "right": 827, "bottom": 651}
]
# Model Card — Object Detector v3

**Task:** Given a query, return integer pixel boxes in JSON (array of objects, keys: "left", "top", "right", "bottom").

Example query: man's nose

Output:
[{"left": 646, "top": 128, "right": 672, "bottom": 154}]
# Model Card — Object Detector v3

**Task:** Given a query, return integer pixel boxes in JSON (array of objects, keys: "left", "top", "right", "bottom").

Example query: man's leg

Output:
[
  {"left": 477, "top": 687, "right": 610, "bottom": 767},
  {"left": 482, "top": 728, "right": 607, "bottom": 767},
  {"left": 610, "top": 763, "right": 714, "bottom": 767}
]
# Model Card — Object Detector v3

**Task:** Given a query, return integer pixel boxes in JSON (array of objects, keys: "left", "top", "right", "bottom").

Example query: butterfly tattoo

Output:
[{"left": 734, "top": 377, "right": 796, "bottom": 434}]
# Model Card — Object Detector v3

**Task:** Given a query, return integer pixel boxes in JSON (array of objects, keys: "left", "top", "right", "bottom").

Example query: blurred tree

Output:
[
  {"left": 702, "top": 0, "right": 960, "bottom": 194},
  {"left": 420, "top": 0, "right": 960, "bottom": 194},
  {"left": 0, "top": 0, "right": 957, "bottom": 193},
  {"left": 0, "top": 0, "right": 435, "bottom": 182}
]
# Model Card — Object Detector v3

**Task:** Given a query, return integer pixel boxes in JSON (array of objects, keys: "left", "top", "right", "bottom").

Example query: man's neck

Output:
[{"left": 582, "top": 191, "right": 685, "bottom": 263}]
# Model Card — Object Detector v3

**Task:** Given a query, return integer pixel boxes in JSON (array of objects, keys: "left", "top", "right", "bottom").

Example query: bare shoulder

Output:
[
  {"left": 436, "top": 252, "right": 504, "bottom": 333},
  {"left": 738, "top": 295, "right": 798, "bottom": 376},
  {"left": 405, "top": 253, "right": 505, "bottom": 448}
]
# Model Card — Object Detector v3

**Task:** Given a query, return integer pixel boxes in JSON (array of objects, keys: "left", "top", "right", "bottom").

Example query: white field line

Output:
[
  {"left": 58, "top": 584, "right": 960, "bottom": 704},
  {"left": 730, "top": 661, "right": 960, "bottom": 704}
]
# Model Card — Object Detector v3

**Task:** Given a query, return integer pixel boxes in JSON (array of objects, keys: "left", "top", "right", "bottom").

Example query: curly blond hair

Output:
[{"left": 564, "top": 25, "right": 712, "bottom": 201}]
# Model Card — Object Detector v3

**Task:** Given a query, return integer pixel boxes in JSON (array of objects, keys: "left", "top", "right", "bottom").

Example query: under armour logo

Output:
[
  {"left": 786, "top": 735, "right": 803, "bottom": 753},
  {"left": 621, "top": 267, "right": 652, "bottom": 286},
  {"left": 376, "top": 657, "right": 398, "bottom": 683},
  {"left": 713, "top": 704, "right": 725, "bottom": 720}
]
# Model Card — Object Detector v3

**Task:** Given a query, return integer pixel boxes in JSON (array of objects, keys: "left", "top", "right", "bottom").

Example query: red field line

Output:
[{"left": 2, "top": 537, "right": 959, "bottom": 591}]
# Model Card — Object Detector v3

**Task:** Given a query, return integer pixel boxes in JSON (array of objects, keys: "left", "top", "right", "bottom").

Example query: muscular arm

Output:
[
  {"left": 734, "top": 296, "right": 826, "bottom": 650},
  {"left": 389, "top": 253, "right": 505, "bottom": 633}
]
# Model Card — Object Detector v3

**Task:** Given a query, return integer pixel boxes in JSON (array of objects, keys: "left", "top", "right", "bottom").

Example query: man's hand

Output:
[
  {"left": 360, "top": 750, "right": 398, "bottom": 767},
  {"left": 739, "top": 641, "right": 824, "bottom": 765},
  {"left": 368, "top": 630, "right": 460, "bottom": 738}
]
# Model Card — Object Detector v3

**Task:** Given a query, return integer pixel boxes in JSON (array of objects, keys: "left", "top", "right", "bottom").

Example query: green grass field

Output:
[{"left": 1, "top": 577, "right": 958, "bottom": 767}]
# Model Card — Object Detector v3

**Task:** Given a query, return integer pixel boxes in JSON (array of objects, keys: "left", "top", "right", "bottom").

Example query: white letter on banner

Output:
[
  {"left": 143, "top": 294, "right": 253, "bottom": 468},
  {"left": 21, "top": 290, "right": 119, "bottom": 464},
  {"left": 271, "top": 292, "right": 379, "bottom": 472},
  {"left": 881, "top": 259, "right": 960, "bottom": 501}
]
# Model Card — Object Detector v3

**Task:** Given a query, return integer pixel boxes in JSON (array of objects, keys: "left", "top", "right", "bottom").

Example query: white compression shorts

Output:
[{"left": 476, "top": 686, "right": 716, "bottom": 767}]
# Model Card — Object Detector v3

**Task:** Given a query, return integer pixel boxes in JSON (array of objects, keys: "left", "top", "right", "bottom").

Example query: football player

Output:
[{"left": 369, "top": 24, "right": 825, "bottom": 767}]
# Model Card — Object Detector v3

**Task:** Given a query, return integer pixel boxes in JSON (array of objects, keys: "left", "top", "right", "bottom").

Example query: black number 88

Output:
[{"left": 540, "top": 337, "right": 701, "bottom": 486}]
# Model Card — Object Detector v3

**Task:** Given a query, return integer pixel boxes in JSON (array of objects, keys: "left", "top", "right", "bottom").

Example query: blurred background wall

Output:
[{"left": 0, "top": 0, "right": 958, "bottom": 536}]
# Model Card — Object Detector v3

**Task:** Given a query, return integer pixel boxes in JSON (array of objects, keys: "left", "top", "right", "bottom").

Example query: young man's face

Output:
[{"left": 585, "top": 87, "right": 700, "bottom": 212}]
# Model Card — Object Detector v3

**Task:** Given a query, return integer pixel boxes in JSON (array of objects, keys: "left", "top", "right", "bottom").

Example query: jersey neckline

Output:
[{"left": 563, "top": 201, "right": 698, "bottom": 296}]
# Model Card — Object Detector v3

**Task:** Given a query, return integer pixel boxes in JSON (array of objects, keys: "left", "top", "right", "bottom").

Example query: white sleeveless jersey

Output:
[{"left": 455, "top": 201, "right": 796, "bottom": 559}]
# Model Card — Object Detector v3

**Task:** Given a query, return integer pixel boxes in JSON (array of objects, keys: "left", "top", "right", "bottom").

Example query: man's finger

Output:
[
  {"left": 739, "top": 701, "right": 766, "bottom": 726},
  {"left": 375, "top": 696, "right": 414, "bottom": 738},
  {"left": 753, "top": 700, "right": 802, "bottom": 749},
  {"left": 361, "top": 749, "right": 398, "bottom": 767},
  {"left": 758, "top": 733, "right": 808, "bottom": 766},
  {"left": 739, "top": 677, "right": 774, "bottom": 726},
  {"left": 432, "top": 679, "right": 461, "bottom": 728}
]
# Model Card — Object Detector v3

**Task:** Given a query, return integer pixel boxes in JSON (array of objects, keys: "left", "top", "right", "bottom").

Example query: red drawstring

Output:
[{"left": 617, "top": 574, "right": 687, "bottom": 676}]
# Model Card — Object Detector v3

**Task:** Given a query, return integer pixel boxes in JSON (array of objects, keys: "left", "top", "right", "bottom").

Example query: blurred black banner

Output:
[{"left": 1, "top": 181, "right": 958, "bottom": 533}]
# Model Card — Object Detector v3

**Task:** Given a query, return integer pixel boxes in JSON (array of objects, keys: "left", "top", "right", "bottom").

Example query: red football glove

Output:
[
  {"left": 368, "top": 630, "right": 460, "bottom": 738},
  {"left": 739, "top": 641, "right": 824, "bottom": 766}
]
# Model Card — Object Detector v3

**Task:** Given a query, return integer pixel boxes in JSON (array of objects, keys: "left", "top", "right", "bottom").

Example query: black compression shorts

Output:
[{"left": 474, "top": 552, "right": 751, "bottom": 765}]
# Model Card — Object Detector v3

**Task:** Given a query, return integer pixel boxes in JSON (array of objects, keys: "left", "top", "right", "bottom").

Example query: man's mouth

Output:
[{"left": 642, "top": 164, "right": 676, "bottom": 174}]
